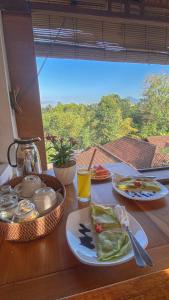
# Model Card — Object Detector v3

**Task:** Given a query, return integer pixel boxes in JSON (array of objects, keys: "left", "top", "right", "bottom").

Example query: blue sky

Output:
[{"left": 36, "top": 57, "right": 169, "bottom": 106}]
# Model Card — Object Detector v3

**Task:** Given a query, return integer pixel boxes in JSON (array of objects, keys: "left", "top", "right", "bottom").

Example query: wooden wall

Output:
[{"left": 2, "top": 12, "right": 47, "bottom": 169}]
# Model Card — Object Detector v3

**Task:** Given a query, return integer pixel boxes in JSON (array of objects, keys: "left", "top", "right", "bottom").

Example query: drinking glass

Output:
[{"left": 77, "top": 168, "right": 91, "bottom": 203}]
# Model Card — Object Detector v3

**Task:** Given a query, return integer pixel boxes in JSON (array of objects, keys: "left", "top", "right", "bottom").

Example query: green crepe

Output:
[
  {"left": 90, "top": 205, "right": 131, "bottom": 261},
  {"left": 90, "top": 205, "right": 120, "bottom": 229},
  {"left": 116, "top": 179, "right": 161, "bottom": 192},
  {"left": 97, "top": 231, "right": 131, "bottom": 261}
]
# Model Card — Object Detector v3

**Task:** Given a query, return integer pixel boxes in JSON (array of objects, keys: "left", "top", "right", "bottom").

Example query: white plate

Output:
[
  {"left": 66, "top": 207, "right": 148, "bottom": 266},
  {"left": 112, "top": 180, "right": 168, "bottom": 201},
  {"left": 91, "top": 173, "right": 112, "bottom": 182}
]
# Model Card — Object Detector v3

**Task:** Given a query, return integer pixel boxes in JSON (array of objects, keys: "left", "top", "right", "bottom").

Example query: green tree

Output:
[
  {"left": 138, "top": 74, "right": 169, "bottom": 137},
  {"left": 42, "top": 103, "right": 93, "bottom": 149},
  {"left": 42, "top": 74, "right": 169, "bottom": 152},
  {"left": 94, "top": 95, "right": 136, "bottom": 144},
  {"left": 42, "top": 95, "right": 138, "bottom": 149},
  {"left": 119, "top": 98, "right": 136, "bottom": 119}
]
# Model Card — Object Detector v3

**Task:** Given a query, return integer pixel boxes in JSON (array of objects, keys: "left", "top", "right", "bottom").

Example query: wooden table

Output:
[{"left": 1, "top": 164, "right": 169, "bottom": 300}]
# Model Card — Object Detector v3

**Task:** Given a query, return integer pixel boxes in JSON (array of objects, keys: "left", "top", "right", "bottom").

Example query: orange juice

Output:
[{"left": 77, "top": 169, "right": 91, "bottom": 200}]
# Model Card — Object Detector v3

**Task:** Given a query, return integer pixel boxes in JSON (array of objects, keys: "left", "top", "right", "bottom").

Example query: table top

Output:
[
  {"left": 63, "top": 267, "right": 169, "bottom": 300},
  {"left": 1, "top": 163, "right": 169, "bottom": 300}
]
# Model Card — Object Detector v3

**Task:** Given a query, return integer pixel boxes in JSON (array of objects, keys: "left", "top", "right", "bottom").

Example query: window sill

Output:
[{"left": 139, "top": 168, "right": 169, "bottom": 181}]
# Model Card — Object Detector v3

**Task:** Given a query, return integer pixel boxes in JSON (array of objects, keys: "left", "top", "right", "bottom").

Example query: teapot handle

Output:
[{"left": 7, "top": 141, "right": 17, "bottom": 167}]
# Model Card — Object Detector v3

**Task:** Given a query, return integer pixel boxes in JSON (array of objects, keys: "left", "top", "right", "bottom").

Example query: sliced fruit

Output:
[{"left": 95, "top": 224, "right": 103, "bottom": 233}]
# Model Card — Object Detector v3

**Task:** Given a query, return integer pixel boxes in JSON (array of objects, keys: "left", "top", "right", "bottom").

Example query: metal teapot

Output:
[{"left": 7, "top": 137, "right": 42, "bottom": 176}]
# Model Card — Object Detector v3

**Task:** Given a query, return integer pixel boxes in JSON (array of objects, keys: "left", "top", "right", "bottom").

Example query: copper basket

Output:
[{"left": 0, "top": 174, "right": 66, "bottom": 242}]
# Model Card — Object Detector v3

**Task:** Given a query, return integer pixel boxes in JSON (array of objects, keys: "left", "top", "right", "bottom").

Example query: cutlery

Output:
[
  {"left": 125, "top": 227, "right": 146, "bottom": 267},
  {"left": 115, "top": 205, "right": 153, "bottom": 268},
  {"left": 126, "top": 226, "right": 153, "bottom": 267}
]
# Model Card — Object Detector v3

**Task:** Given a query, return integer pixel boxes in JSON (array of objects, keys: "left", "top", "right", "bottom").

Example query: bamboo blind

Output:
[
  {"left": 31, "top": 1, "right": 169, "bottom": 64},
  {"left": 30, "top": 0, "right": 169, "bottom": 10},
  {"left": 31, "top": 0, "right": 108, "bottom": 11}
]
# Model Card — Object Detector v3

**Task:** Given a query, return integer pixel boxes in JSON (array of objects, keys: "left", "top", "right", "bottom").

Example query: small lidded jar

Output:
[
  {"left": 15, "top": 199, "right": 39, "bottom": 223},
  {"left": 0, "top": 194, "right": 18, "bottom": 221}
]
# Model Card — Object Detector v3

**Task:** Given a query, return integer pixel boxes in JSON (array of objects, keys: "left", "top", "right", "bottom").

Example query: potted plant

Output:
[{"left": 46, "top": 135, "right": 77, "bottom": 185}]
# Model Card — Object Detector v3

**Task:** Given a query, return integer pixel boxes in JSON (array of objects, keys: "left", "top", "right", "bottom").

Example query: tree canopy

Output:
[
  {"left": 137, "top": 74, "right": 169, "bottom": 137},
  {"left": 42, "top": 73, "right": 169, "bottom": 152}
]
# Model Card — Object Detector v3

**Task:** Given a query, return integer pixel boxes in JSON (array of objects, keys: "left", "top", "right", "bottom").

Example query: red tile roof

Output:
[
  {"left": 75, "top": 146, "right": 121, "bottom": 167},
  {"left": 146, "top": 136, "right": 169, "bottom": 148},
  {"left": 152, "top": 151, "right": 169, "bottom": 167},
  {"left": 76, "top": 137, "right": 169, "bottom": 170},
  {"left": 146, "top": 136, "right": 169, "bottom": 167},
  {"left": 102, "top": 137, "right": 156, "bottom": 169}
]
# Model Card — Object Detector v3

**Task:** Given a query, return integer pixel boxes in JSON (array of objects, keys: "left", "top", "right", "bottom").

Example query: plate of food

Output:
[
  {"left": 91, "top": 165, "right": 111, "bottom": 182},
  {"left": 112, "top": 176, "right": 168, "bottom": 201},
  {"left": 66, "top": 204, "right": 148, "bottom": 266}
]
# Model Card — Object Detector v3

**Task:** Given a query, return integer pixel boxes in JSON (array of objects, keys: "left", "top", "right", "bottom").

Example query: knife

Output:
[{"left": 115, "top": 205, "right": 153, "bottom": 267}]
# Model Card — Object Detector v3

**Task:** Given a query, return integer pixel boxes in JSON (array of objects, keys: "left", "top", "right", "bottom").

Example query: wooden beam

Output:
[
  {"left": 124, "top": 0, "right": 130, "bottom": 15},
  {"left": 0, "top": 0, "right": 30, "bottom": 13},
  {"left": 31, "top": 1, "right": 169, "bottom": 27},
  {"left": 107, "top": 0, "right": 112, "bottom": 12},
  {"left": 2, "top": 12, "right": 47, "bottom": 169},
  {"left": 115, "top": 0, "right": 169, "bottom": 9},
  {"left": 140, "top": 0, "right": 145, "bottom": 16}
]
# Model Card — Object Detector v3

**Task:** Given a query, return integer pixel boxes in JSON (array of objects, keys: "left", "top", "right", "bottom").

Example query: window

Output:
[{"left": 31, "top": 1, "right": 169, "bottom": 170}]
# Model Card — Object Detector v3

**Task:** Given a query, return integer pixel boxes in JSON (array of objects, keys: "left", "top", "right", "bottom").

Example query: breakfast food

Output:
[
  {"left": 90, "top": 204, "right": 131, "bottom": 261},
  {"left": 116, "top": 177, "right": 161, "bottom": 192},
  {"left": 91, "top": 165, "right": 110, "bottom": 180}
]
